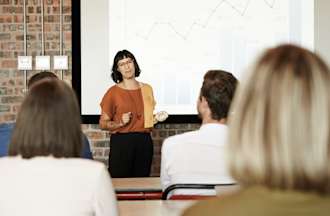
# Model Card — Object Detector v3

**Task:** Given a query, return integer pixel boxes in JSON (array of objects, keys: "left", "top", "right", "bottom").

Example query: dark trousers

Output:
[{"left": 108, "top": 132, "right": 153, "bottom": 177}]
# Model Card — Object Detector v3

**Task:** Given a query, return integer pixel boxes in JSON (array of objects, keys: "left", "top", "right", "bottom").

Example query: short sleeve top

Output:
[{"left": 100, "top": 84, "right": 155, "bottom": 133}]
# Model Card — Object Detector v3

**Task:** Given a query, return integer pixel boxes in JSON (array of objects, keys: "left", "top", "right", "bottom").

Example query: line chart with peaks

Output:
[{"left": 107, "top": 0, "right": 313, "bottom": 114}]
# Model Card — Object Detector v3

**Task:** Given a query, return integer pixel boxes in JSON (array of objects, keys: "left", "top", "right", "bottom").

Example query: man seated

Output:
[
  {"left": 160, "top": 70, "right": 238, "bottom": 195},
  {"left": 0, "top": 72, "right": 93, "bottom": 159}
]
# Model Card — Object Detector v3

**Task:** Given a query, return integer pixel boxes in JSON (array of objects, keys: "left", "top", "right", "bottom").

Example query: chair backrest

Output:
[
  {"left": 168, "top": 194, "right": 216, "bottom": 200},
  {"left": 161, "top": 183, "right": 237, "bottom": 200}
]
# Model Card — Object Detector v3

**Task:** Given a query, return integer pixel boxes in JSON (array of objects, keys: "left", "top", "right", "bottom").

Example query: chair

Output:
[{"left": 161, "top": 183, "right": 237, "bottom": 200}]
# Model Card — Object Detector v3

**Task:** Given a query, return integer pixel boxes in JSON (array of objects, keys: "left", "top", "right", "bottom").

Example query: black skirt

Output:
[{"left": 108, "top": 132, "right": 153, "bottom": 177}]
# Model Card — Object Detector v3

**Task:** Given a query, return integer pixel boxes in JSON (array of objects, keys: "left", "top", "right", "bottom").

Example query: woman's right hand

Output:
[{"left": 121, "top": 112, "right": 132, "bottom": 126}]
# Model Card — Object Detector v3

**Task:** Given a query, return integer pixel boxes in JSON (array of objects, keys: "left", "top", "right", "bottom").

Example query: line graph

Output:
[
  {"left": 107, "top": 0, "right": 313, "bottom": 114},
  {"left": 264, "top": 0, "right": 276, "bottom": 8},
  {"left": 135, "top": 0, "right": 277, "bottom": 41},
  {"left": 79, "top": 0, "right": 314, "bottom": 116}
]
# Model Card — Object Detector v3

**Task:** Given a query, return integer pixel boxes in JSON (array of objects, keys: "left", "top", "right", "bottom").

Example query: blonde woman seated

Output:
[
  {"left": 0, "top": 79, "right": 118, "bottom": 216},
  {"left": 183, "top": 44, "right": 330, "bottom": 216}
]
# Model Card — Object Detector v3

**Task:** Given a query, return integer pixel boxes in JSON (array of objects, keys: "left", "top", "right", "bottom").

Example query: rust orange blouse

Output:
[{"left": 100, "top": 83, "right": 155, "bottom": 133}]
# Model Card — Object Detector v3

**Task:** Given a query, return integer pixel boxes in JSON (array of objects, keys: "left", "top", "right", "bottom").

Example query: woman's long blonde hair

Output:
[{"left": 228, "top": 44, "right": 330, "bottom": 194}]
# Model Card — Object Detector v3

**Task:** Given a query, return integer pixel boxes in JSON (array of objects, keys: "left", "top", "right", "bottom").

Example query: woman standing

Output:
[{"left": 100, "top": 50, "right": 156, "bottom": 177}]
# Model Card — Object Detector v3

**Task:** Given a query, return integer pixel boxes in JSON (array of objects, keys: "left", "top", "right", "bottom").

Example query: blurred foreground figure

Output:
[{"left": 183, "top": 44, "right": 330, "bottom": 216}]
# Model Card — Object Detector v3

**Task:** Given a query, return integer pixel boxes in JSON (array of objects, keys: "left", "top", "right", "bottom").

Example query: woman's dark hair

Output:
[
  {"left": 9, "top": 79, "right": 83, "bottom": 158},
  {"left": 111, "top": 49, "right": 141, "bottom": 83}
]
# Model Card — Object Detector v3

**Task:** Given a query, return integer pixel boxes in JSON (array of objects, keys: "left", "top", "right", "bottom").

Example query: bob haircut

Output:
[
  {"left": 9, "top": 79, "right": 83, "bottom": 158},
  {"left": 228, "top": 44, "right": 330, "bottom": 194},
  {"left": 111, "top": 49, "right": 141, "bottom": 83}
]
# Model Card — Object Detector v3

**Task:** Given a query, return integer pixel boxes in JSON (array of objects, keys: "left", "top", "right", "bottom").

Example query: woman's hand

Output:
[
  {"left": 154, "top": 111, "right": 168, "bottom": 124},
  {"left": 121, "top": 112, "right": 132, "bottom": 126}
]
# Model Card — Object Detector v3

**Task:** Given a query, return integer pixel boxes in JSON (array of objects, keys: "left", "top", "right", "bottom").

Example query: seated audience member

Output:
[
  {"left": 183, "top": 44, "right": 330, "bottom": 215},
  {"left": 0, "top": 79, "right": 117, "bottom": 216},
  {"left": 160, "top": 70, "right": 238, "bottom": 195},
  {"left": 0, "top": 72, "right": 93, "bottom": 159},
  {"left": 0, "top": 123, "right": 14, "bottom": 157}
]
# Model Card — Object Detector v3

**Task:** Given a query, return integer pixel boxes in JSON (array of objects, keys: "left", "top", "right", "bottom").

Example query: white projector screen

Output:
[{"left": 76, "top": 0, "right": 315, "bottom": 121}]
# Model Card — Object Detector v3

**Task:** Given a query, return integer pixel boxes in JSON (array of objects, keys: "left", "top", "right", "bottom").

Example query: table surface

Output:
[
  {"left": 215, "top": 184, "right": 240, "bottom": 195},
  {"left": 112, "top": 177, "right": 162, "bottom": 192},
  {"left": 118, "top": 200, "right": 196, "bottom": 216}
]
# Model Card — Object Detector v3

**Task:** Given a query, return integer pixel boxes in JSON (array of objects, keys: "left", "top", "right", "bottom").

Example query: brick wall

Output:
[
  {"left": 0, "top": 0, "right": 201, "bottom": 176},
  {"left": 84, "top": 123, "right": 200, "bottom": 177}
]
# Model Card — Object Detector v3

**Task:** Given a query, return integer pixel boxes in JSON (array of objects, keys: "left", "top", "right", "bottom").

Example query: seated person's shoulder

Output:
[
  {"left": 162, "top": 130, "right": 198, "bottom": 148},
  {"left": 0, "top": 122, "right": 15, "bottom": 131},
  {"left": 64, "top": 158, "right": 107, "bottom": 173},
  {"left": 0, "top": 123, "right": 15, "bottom": 157},
  {"left": 182, "top": 190, "right": 242, "bottom": 216},
  {"left": 81, "top": 134, "right": 93, "bottom": 159}
]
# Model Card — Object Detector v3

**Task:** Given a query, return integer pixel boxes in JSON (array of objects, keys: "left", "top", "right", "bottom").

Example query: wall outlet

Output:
[
  {"left": 35, "top": 56, "right": 50, "bottom": 70},
  {"left": 17, "top": 56, "right": 32, "bottom": 70},
  {"left": 53, "top": 55, "right": 68, "bottom": 70}
]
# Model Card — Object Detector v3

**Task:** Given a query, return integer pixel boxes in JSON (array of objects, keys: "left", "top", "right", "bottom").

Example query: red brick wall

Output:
[{"left": 0, "top": 0, "right": 200, "bottom": 176}]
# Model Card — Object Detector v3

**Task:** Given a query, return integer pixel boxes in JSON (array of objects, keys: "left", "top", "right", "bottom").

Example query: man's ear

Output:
[{"left": 200, "top": 96, "right": 209, "bottom": 108}]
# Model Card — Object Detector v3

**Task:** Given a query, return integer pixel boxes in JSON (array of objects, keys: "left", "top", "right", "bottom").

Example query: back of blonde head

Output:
[{"left": 228, "top": 44, "right": 330, "bottom": 194}]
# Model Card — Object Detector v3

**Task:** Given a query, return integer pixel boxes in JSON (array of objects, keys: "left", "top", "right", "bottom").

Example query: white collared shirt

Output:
[{"left": 161, "top": 123, "right": 235, "bottom": 195}]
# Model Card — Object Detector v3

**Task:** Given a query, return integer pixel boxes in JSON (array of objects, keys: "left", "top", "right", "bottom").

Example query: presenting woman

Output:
[{"left": 100, "top": 50, "right": 163, "bottom": 177}]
